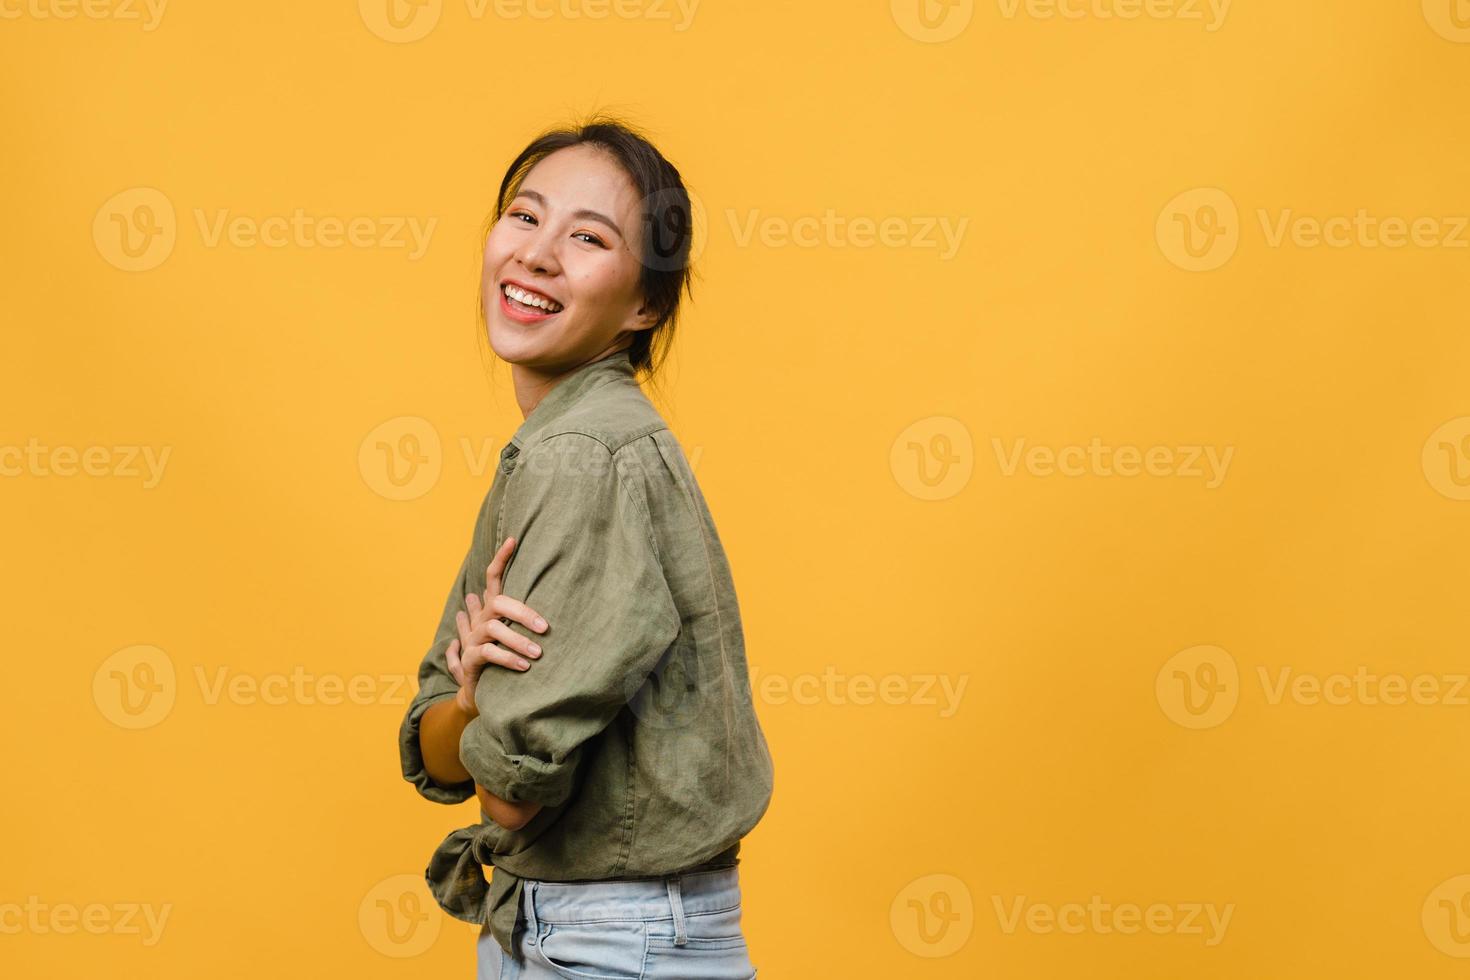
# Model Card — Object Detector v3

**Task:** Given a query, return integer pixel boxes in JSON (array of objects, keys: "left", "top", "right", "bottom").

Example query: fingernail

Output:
[
  {"left": 534, "top": 618, "right": 547, "bottom": 631},
  {"left": 528, "top": 643, "right": 541, "bottom": 656},
  {"left": 516, "top": 659, "right": 530, "bottom": 670}
]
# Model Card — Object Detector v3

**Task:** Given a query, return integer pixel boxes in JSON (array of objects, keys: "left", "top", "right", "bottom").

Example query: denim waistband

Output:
[{"left": 522, "top": 867, "right": 742, "bottom": 926}]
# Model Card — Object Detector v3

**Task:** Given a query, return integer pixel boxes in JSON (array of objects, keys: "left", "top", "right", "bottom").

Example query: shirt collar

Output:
[{"left": 505, "top": 350, "right": 638, "bottom": 456}]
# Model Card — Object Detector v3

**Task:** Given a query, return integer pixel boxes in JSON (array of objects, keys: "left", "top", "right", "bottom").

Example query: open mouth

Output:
[{"left": 500, "top": 282, "right": 564, "bottom": 319}]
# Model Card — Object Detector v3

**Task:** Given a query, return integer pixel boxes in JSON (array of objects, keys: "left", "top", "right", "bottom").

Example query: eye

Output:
[
  {"left": 508, "top": 210, "right": 536, "bottom": 225},
  {"left": 573, "top": 231, "right": 607, "bottom": 247}
]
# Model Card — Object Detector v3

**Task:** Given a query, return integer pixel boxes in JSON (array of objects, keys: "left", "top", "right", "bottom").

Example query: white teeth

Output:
[{"left": 503, "top": 284, "right": 563, "bottom": 313}]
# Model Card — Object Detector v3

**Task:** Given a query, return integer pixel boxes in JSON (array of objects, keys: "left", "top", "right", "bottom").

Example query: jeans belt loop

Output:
[
  {"left": 666, "top": 877, "right": 688, "bottom": 946},
  {"left": 525, "top": 880, "right": 541, "bottom": 941}
]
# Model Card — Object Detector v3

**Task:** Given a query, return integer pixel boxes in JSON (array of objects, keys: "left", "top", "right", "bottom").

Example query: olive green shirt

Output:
[{"left": 397, "top": 350, "right": 775, "bottom": 955}]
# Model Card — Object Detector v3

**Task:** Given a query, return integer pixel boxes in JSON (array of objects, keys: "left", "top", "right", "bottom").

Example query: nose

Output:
[{"left": 514, "top": 225, "right": 560, "bottom": 277}]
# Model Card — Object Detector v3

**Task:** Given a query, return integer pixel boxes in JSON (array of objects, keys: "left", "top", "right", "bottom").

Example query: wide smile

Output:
[{"left": 499, "top": 281, "right": 565, "bottom": 324}]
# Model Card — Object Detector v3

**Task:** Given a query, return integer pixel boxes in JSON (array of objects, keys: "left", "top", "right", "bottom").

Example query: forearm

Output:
[
  {"left": 420, "top": 693, "right": 475, "bottom": 785},
  {"left": 421, "top": 692, "right": 544, "bottom": 829}
]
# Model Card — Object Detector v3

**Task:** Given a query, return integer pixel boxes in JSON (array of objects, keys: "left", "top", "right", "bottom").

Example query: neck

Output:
[{"left": 511, "top": 339, "right": 632, "bottom": 420}]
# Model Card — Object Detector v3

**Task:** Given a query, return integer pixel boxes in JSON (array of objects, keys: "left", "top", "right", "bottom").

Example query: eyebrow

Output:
[{"left": 512, "top": 189, "right": 624, "bottom": 240}]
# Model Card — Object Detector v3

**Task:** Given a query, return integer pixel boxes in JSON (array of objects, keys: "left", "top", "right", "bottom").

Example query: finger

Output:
[
  {"left": 465, "top": 592, "right": 483, "bottom": 624},
  {"left": 445, "top": 638, "right": 464, "bottom": 684},
  {"left": 465, "top": 640, "right": 531, "bottom": 673},
  {"left": 485, "top": 619, "right": 543, "bottom": 659},
  {"left": 490, "top": 594, "right": 549, "bottom": 633},
  {"left": 456, "top": 609, "right": 474, "bottom": 657},
  {"left": 485, "top": 536, "right": 516, "bottom": 598}
]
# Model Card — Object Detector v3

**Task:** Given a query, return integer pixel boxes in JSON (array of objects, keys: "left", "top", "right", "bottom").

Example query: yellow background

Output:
[{"left": 5, "top": 0, "right": 1470, "bottom": 976}]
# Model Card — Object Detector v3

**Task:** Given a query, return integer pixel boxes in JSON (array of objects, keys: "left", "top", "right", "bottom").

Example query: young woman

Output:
[{"left": 396, "top": 118, "right": 774, "bottom": 979}]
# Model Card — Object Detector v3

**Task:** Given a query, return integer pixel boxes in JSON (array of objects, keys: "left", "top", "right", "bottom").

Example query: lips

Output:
[
  {"left": 500, "top": 279, "right": 564, "bottom": 313},
  {"left": 498, "top": 281, "right": 563, "bottom": 324}
]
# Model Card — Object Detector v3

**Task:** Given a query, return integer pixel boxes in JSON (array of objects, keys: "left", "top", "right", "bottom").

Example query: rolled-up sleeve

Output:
[
  {"left": 459, "top": 433, "right": 682, "bottom": 809},
  {"left": 398, "top": 543, "right": 479, "bottom": 805}
]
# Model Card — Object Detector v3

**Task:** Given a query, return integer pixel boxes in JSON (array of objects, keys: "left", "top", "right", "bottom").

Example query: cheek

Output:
[
  {"left": 482, "top": 222, "right": 516, "bottom": 269},
  {"left": 567, "top": 258, "right": 637, "bottom": 305}
]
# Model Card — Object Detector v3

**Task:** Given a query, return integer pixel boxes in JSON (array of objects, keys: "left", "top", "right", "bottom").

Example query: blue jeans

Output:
[{"left": 477, "top": 867, "right": 758, "bottom": 979}]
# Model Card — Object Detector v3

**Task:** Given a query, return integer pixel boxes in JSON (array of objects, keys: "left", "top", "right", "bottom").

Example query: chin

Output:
[{"left": 487, "top": 322, "right": 555, "bottom": 368}]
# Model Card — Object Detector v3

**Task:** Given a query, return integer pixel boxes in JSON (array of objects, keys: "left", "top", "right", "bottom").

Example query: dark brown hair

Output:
[{"left": 475, "top": 113, "right": 697, "bottom": 384}]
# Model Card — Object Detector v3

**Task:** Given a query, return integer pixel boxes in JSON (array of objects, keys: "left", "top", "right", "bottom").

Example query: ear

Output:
[{"left": 627, "top": 302, "right": 661, "bottom": 333}]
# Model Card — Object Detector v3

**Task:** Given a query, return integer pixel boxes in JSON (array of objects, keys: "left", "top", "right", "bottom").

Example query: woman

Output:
[{"left": 396, "top": 117, "right": 774, "bottom": 979}]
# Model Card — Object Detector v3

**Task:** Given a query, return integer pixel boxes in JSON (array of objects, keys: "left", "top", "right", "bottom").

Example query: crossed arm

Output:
[
  {"left": 417, "top": 536, "right": 549, "bottom": 831},
  {"left": 406, "top": 433, "right": 682, "bottom": 831}
]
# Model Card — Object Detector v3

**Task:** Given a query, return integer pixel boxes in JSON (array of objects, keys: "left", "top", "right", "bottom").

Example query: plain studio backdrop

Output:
[{"left": 4, "top": 1, "right": 1470, "bottom": 977}]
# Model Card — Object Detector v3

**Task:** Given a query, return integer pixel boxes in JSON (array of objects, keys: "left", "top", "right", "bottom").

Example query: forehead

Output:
[{"left": 516, "top": 145, "right": 641, "bottom": 220}]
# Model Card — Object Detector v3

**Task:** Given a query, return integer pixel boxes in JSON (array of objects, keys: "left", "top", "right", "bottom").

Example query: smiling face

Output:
[{"left": 482, "top": 144, "right": 659, "bottom": 374}]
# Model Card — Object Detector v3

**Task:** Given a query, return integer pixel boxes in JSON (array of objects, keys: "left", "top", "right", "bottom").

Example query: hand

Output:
[{"left": 445, "top": 535, "right": 550, "bottom": 718}]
